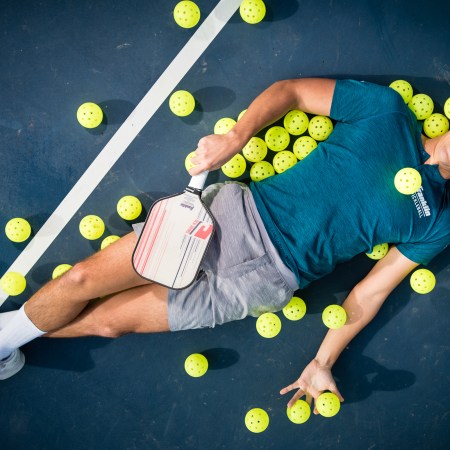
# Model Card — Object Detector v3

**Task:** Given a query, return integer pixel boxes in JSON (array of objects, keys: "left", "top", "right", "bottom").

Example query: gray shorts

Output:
[{"left": 165, "top": 182, "right": 298, "bottom": 331}]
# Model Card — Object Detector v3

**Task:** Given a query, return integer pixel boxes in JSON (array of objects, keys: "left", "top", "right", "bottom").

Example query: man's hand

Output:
[
  {"left": 189, "top": 131, "right": 244, "bottom": 176},
  {"left": 280, "top": 358, "right": 344, "bottom": 413}
]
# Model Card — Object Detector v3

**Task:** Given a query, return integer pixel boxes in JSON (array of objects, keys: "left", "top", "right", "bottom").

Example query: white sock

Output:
[
  {"left": 0, "top": 310, "right": 19, "bottom": 330},
  {"left": 0, "top": 304, "right": 46, "bottom": 360}
]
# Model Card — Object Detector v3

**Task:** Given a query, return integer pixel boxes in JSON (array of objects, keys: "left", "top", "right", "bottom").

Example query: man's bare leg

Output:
[
  {"left": 45, "top": 283, "right": 170, "bottom": 338},
  {"left": 24, "top": 231, "right": 150, "bottom": 332}
]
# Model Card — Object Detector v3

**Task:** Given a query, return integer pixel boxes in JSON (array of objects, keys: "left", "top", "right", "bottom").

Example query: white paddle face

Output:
[{"left": 132, "top": 191, "right": 214, "bottom": 289}]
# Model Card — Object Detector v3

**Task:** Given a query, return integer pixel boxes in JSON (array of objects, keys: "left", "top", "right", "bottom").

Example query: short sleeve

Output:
[
  {"left": 330, "top": 79, "right": 407, "bottom": 123},
  {"left": 396, "top": 234, "right": 450, "bottom": 265}
]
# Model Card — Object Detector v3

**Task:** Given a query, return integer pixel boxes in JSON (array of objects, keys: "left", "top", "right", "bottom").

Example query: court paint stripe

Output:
[{"left": 0, "top": 0, "right": 242, "bottom": 305}]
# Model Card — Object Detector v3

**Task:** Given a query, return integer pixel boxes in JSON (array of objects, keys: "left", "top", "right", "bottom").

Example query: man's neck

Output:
[{"left": 422, "top": 135, "right": 450, "bottom": 179}]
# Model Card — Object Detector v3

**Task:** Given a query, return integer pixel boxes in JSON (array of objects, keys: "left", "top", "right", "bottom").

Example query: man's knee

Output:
[
  {"left": 64, "top": 261, "right": 93, "bottom": 289},
  {"left": 97, "top": 322, "right": 125, "bottom": 338}
]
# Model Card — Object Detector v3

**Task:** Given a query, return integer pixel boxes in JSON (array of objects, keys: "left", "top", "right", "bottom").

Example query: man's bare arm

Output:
[
  {"left": 281, "top": 246, "right": 419, "bottom": 411},
  {"left": 190, "top": 78, "right": 336, "bottom": 175}
]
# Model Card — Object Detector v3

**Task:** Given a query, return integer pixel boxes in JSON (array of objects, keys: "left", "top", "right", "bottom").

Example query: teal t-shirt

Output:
[{"left": 250, "top": 79, "right": 450, "bottom": 289}]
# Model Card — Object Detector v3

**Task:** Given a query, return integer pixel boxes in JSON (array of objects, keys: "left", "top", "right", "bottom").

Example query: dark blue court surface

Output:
[{"left": 1, "top": 0, "right": 449, "bottom": 448}]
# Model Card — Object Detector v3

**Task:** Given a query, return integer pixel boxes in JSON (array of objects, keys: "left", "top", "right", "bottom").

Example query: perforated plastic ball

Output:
[
  {"left": 184, "top": 353, "right": 208, "bottom": 377},
  {"left": 283, "top": 296, "right": 306, "bottom": 321},
  {"left": 256, "top": 312, "right": 281, "bottom": 338},
  {"left": 308, "top": 116, "right": 333, "bottom": 141},
  {"left": 240, "top": 0, "right": 266, "bottom": 24},
  {"left": 173, "top": 1, "right": 200, "bottom": 28},
  {"left": 169, "top": 90, "right": 195, "bottom": 117},
  {"left": 76, "top": 102, "right": 103, "bottom": 128},
  {"left": 79, "top": 215, "right": 105, "bottom": 240},
  {"left": 273, "top": 151, "right": 297, "bottom": 174},
  {"left": 250, "top": 161, "right": 275, "bottom": 182},
  {"left": 408, "top": 94, "right": 434, "bottom": 120},
  {"left": 52, "top": 264, "right": 72, "bottom": 280},
  {"left": 0, "top": 272, "right": 26, "bottom": 296},
  {"left": 423, "top": 113, "right": 449, "bottom": 138},
  {"left": 101, "top": 235, "right": 120, "bottom": 250},
  {"left": 389, "top": 80, "right": 413, "bottom": 104},
  {"left": 238, "top": 109, "right": 247, "bottom": 121},
  {"left": 293, "top": 136, "right": 318, "bottom": 160},
  {"left": 117, "top": 196, "right": 142, "bottom": 221},
  {"left": 214, "top": 117, "right": 236, "bottom": 135},
  {"left": 394, "top": 168, "right": 422, "bottom": 195},
  {"left": 185, "top": 151, "right": 197, "bottom": 172},
  {"left": 366, "top": 243, "right": 389, "bottom": 260},
  {"left": 5, "top": 218, "right": 32, "bottom": 243},
  {"left": 222, "top": 154, "right": 246, "bottom": 178},
  {"left": 322, "top": 305, "right": 347, "bottom": 329},
  {"left": 410, "top": 268, "right": 436, "bottom": 294},
  {"left": 284, "top": 110, "right": 309, "bottom": 136},
  {"left": 242, "top": 137, "right": 267, "bottom": 162},
  {"left": 287, "top": 400, "right": 311, "bottom": 424},
  {"left": 265, "top": 126, "right": 290, "bottom": 151},
  {"left": 316, "top": 392, "right": 341, "bottom": 417},
  {"left": 444, "top": 98, "right": 450, "bottom": 120},
  {"left": 245, "top": 408, "right": 269, "bottom": 433}
]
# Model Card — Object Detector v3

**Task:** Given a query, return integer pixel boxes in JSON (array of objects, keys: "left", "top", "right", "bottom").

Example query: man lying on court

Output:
[{"left": 1, "top": 78, "right": 449, "bottom": 414}]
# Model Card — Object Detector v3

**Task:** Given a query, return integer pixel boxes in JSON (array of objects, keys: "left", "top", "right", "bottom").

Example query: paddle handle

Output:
[{"left": 188, "top": 171, "right": 209, "bottom": 191}]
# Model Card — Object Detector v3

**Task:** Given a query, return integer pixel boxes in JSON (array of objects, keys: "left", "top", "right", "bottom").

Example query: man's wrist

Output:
[
  {"left": 226, "top": 128, "right": 248, "bottom": 149},
  {"left": 314, "top": 353, "right": 335, "bottom": 370}
]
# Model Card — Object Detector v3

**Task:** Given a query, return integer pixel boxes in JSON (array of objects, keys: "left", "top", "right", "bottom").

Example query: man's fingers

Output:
[
  {"left": 287, "top": 389, "right": 305, "bottom": 409},
  {"left": 280, "top": 381, "right": 301, "bottom": 395},
  {"left": 330, "top": 385, "right": 345, "bottom": 402}
]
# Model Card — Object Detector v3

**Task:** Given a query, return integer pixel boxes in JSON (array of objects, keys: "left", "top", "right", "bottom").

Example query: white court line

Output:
[{"left": 0, "top": 0, "right": 242, "bottom": 305}]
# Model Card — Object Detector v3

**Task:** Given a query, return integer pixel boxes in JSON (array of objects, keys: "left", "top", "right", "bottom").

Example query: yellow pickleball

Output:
[
  {"left": 221, "top": 154, "right": 246, "bottom": 178},
  {"left": 117, "top": 196, "right": 142, "bottom": 221},
  {"left": 423, "top": 113, "right": 449, "bottom": 138},
  {"left": 52, "top": 264, "right": 72, "bottom": 280},
  {"left": 237, "top": 109, "right": 247, "bottom": 121},
  {"left": 316, "top": 392, "right": 341, "bottom": 417},
  {"left": 242, "top": 137, "right": 267, "bottom": 162},
  {"left": 394, "top": 168, "right": 422, "bottom": 195},
  {"left": 282, "top": 296, "right": 307, "bottom": 321},
  {"left": 185, "top": 151, "right": 196, "bottom": 172},
  {"left": 5, "top": 218, "right": 32, "bottom": 243},
  {"left": 256, "top": 312, "right": 281, "bottom": 338},
  {"left": 293, "top": 136, "right": 318, "bottom": 160},
  {"left": 184, "top": 353, "right": 208, "bottom": 377},
  {"left": 101, "top": 235, "right": 120, "bottom": 250},
  {"left": 173, "top": 1, "right": 200, "bottom": 28},
  {"left": 245, "top": 408, "right": 269, "bottom": 433},
  {"left": 240, "top": 0, "right": 266, "bottom": 24},
  {"left": 287, "top": 400, "right": 311, "bottom": 424},
  {"left": 265, "top": 126, "right": 290, "bottom": 151},
  {"left": 169, "top": 90, "right": 195, "bottom": 117},
  {"left": 408, "top": 94, "right": 434, "bottom": 120},
  {"left": 0, "top": 272, "right": 26, "bottom": 296},
  {"left": 214, "top": 117, "right": 236, "bottom": 135},
  {"left": 444, "top": 98, "right": 450, "bottom": 120},
  {"left": 322, "top": 305, "right": 347, "bottom": 329},
  {"left": 76, "top": 102, "right": 103, "bottom": 128},
  {"left": 273, "top": 151, "right": 297, "bottom": 174},
  {"left": 389, "top": 80, "right": 413, "bottom": 104},
  {"left": 250, "top": 161, "right": 275, "bottom": 182},
  {"left": 308, "top": 116, "right": 333, "bottom": 141},
  {"left": 79, "top": 215, "right": 105, "bottom": 240},
  {"left": 366, "top": 243, "right": 389, "bottom": 260},
  {"left": 284, "top": 110, "right": 309, "bottom": 136},
  {"left": 410, "top": 268, "right": 436, "bottom": 294}
]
